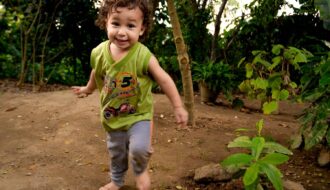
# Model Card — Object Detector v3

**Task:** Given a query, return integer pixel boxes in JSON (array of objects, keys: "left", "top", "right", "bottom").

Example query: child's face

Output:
[{"left": 106, "top": 6, "right": 145, "bottom": 50}]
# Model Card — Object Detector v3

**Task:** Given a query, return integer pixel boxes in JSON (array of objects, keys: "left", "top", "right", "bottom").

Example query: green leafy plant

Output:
[
  {"left": 238, "top": 44, "right": 312, "bottom": 114},
  {"left": 221, "top": 119, "right": 293, "bottom": 190},
  {"left": 291, "top": 52, "right": 330, "bottom": 150},
  {"left": 193, "top": 60, "right": 235, "bottom": 96}
]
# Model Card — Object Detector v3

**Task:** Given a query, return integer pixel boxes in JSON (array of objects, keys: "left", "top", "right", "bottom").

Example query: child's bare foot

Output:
[
  {"left": 136, "top": 170, "right": 150, "bottom": 190},
  {"left": 99, "top": 182, "right": 120, "bottom": 190}
]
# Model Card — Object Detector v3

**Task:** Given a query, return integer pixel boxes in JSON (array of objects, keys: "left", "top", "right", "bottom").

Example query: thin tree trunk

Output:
[
  {"left": 32, "top": 30, "right": 37, "bottom": 92},
  {"left": 17, "top": 0, "right": 42, "bottom": 87},
  {"left": 223, "top": 13, "right": 245, "bottom": 64},
  {"left": 167, "top": 0, "right": 195, "bottom": 127},
  {"left": 210, "top": 0, "right": 228, "bottom": 62},
  {"left": 32, "top": 7, "right": 44, "bottom": 92},
  {"left": 39, "top": 0, "right": 62, "bottom": 89},
  {"left": 147, "top": 0, "right": 159, "bottom": 34},
  {"left": 17, "top": 28, "right": 28, "bottom": 87},
  {"left": 201, "top": 0, "right": 209, "bottom": 10}
]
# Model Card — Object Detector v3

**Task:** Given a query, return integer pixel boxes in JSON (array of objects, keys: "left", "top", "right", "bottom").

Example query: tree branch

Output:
[{"left": 210, "top": 0, "right": 228, "bottom": 61}]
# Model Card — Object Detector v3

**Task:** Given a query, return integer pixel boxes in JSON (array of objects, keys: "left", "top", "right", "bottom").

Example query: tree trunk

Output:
[
  {"left": 17, "top": 29, "right": 28, "bottom": 87},
  {"left": 147, "top": 0, "right": 159, "bottom": 34},
  {"left": 210, "top": 0, "right": 228, "bottom": 62},
  {"left": 39, "top": 0, "right": 62, "bottom": 90},
  {"left": 201, "top": 0, "right": 209, "bottom": 10},
  {"left": 166, "top": 0, "right": 195, "bottom": 127},
  {"left": 17, "top": 0, "right": 42, "bottom": 87}
]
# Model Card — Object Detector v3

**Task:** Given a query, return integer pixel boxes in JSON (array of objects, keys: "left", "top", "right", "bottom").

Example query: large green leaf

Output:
[
  {"left": 303, "top": 90, "right": 325, "bottom": 102},
  {"left": 243, "top": 163, "right": 259, "bottom": 186},
  {"left": 259, "top": 153, "right": 289, "bottom": 165},
  {"left": 254, "top": 55, "right": 272, "bottom": 68},
  {"left": 304, "top": 121, "right": 328, "bottom": 150},
  {"left": 319, "top": 71, "right": 330, "bottom": 86},
  {"left": 251, "top": 137, "right": 265, "bottom": 160},
  {"left": 290, "top": 133, "right": 303, "bottom": 149},
  {"left": 272, "top": 44, "right": 284, "bottom": 55},
  {"left": 294, "top": 52, "right": 307, "bottom": 64},
  {"left": 239, "top": 80, "right": 252, "bottom": 93},
  {"left": 299, "top": 111, "right": 315, "bottom": 126},
  {"left": 259, "top": 163, "right": 284, "bottom": 190},
  {"left": 244, "top": 180, "right": 260, "bottom": 190},
  {"left": 256, "top": 119, "right": 264, "bottom": 136},
  {"left": 228, "top": 136, "right": 252, "bottom": 148},
  {"left": 272, "top": 89, "right": 290, "bottom": 101},
  {"left": 283, "top": 48, "right": 294, "bottom": 61},
  {"left": 279, "top": 89, "right": 289, "bottom": 100},
  {"left": 221, "top": 153, "right": 254, "bottom": 167},
  {"left": 289, "top": 47, "right": 304, "bottom": 70},
  {"left": 289, "top": 82, "right": 298, "bottom": 89},
  {"left": 246, "top": 63, "right": 253, "bottom": 78},
  {"left": 272, "top": 89, "right": 281, "bottom": 100},
  {"left": 251, "top": 77, "right": 269, "bottom": 90},
  {"left": 269, "top": 56, "right": 282, "bottom": 70},
  {"left": 264, "top": 142, "right": 293, "bottom": 155},
  {"left": 263, "top": 101, "right": 278, "bottom": 114},
  {"left": 320, "top": 59, "right": 330, "bottom": 73},
  {"left": 268, "top": 73, "right": 282, "bottom": 90},
  {"left": 237, "top": 57, "right": 246, "bottom": 68},
  {"left": 252, "top": 50, "right": 264, "bottom": 56}
]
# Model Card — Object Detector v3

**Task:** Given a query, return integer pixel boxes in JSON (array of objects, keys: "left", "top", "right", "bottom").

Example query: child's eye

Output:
[
  {"left": 111, "top": 22, "right": 120, "bottom": 27},
  {"left": 128, "top": 24, "right": 136, "bottom": 28}
]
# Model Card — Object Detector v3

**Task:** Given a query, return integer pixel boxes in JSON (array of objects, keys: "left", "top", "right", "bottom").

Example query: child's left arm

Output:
[{"left": 148, "top": 55, "right": 188, "bottom": 128}]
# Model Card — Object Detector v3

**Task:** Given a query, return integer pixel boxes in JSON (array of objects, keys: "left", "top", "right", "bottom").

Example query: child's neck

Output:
[{"left": 109, "top": 43, "right": 130, "bottom": 62}]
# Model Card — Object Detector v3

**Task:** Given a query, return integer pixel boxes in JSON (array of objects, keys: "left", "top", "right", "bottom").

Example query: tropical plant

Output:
[
  {"left": 193, "top": 60, "right": 235, "bottom": 98},
  {"left": 238, "top": 44, "right": 312, "bottom": 114},
  {"left": 291, "top": 52, "right": 330, "bottom": 150},
  {"left": 221, "top": 119, "right": 293, "bottom": 190}
]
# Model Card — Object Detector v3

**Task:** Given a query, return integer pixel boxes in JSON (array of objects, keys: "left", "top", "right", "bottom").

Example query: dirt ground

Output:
[{"left": 0, "top": 80, "right": 329, "bottom": 190}]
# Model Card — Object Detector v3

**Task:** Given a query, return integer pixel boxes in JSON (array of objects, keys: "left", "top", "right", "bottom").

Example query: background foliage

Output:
[
  {"left": 0, "top": 0, "right": 329, "bottom": 159},
  {"left": 0, "top": 0, "right": 104, "bottom": 86},
  {"left": 1, "top": 0, "right": 329, "bottom": 87}
]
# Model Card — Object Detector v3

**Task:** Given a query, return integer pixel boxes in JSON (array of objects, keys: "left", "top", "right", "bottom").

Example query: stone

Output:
[
  {"left": 194, "top": 163, "right": 233, "bottom": 183},
  {"left": 283, "top": 180, "right": 305, "bottom": 190},
  {"left": 317, "top": 148, "right": 330, "bottom": 167}
]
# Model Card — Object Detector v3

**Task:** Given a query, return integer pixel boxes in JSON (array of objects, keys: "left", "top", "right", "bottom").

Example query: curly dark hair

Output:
[{"left": 95, "top": 0, "right": 149, "bottom": 33}]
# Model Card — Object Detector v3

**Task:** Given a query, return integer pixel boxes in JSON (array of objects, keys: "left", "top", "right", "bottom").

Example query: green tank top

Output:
[{"left": 91, "top": 41, "right": 153, "bottom": 131}]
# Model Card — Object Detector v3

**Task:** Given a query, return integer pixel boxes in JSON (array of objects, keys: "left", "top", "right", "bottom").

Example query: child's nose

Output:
[{"left": 118, "top": 27, "right": 126, "bottom": 35}]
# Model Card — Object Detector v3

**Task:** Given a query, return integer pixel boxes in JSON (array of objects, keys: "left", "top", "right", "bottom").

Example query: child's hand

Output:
[
  {"left": 174, "top": 106, "right": 188, "bottom": 129},
  {"left": 71, "top": 86, "right": 93, "bottom": 98}
]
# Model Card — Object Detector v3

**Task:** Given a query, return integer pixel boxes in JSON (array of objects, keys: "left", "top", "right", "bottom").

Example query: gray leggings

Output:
[{"left": 106, "top": 120, "right": 152, "bottom": 187}]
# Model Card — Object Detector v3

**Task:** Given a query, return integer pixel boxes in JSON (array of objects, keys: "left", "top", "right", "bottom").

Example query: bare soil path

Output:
[{"left": 0, "top": 81, "right": 329, "bottom": 190}]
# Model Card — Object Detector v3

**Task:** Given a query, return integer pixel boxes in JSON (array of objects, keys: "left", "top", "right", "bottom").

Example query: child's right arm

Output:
[
  {"left": 71, "top": 69, "right": 96, "bottom": 96},
  {"left": 148, "top": 55, "right": 188, "bottom": 128}
]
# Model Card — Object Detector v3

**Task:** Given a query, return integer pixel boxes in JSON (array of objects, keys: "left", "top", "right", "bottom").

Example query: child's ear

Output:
[{"left": 139, "top": 26, "right": 146, "bottom": 36}]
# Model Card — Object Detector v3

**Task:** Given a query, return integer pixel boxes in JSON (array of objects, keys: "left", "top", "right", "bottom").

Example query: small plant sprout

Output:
[{"left": 221, "top": 119, "right": 293, "bottom": 190}]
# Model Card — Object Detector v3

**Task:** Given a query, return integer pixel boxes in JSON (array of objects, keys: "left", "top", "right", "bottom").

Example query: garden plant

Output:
[
  {"left": 238, "top": 44, "right": 312, "bottom": 114},
  {"left": 291, "top": 52, "right": 330, "bottom": 164},
  {"left": 193, "top": 60, "right": 235, "bottom": 103},
  {"left": 221, "top": 119, "right": 293, "bottom": 190}
]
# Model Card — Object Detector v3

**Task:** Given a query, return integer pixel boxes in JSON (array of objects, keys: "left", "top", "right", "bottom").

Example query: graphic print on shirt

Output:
[{"left": 102, "top": 72, "right": 138, "bottom": 120}]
